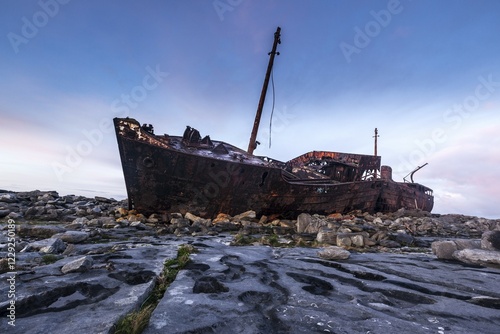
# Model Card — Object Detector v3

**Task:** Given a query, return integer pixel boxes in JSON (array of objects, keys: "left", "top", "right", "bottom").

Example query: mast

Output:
[
  {"left": 373, "top": 128, "right": 379, "bottom": 178},
  {"left": 247, "top": 26, "right": 281, "bottom": 155}
]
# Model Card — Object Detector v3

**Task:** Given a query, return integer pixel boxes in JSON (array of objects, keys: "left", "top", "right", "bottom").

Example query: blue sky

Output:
[{"left": 1, "top": 0, "right": 499, "bottom": 218}]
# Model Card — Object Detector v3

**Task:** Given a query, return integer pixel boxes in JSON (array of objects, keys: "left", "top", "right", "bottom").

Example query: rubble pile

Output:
[{"left": 1, "top": 190, "right": 500, "bottom": 266}]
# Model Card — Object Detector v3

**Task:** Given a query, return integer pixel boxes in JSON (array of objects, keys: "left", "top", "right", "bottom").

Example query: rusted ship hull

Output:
[{"left": 114, "top": 117, "right": 433, "bottom": 218}]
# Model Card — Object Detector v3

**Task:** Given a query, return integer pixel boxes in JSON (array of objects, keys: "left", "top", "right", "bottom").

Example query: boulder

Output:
[
  {"left": 392, "top": 232, "right": 415, "bottom": 246},
  {"left": 336, "top": 234, "right": 352, "bottom": 247},
  {"left": 453, "top": 249, "right": 500, "bottom": 267},
  {"left": 130, "top": 221, "right": 147, "bottom": 230},
  {"left": 378, "top": 239, "right": 401, "bottom": 248},
  {"left": 432, "top": 239, "right": 481, "bottom": 260},
  {"left": 317, "top": 246, "right": 350, "bottom": 260},
  {"left": 232, "top": 210, "right": 256, "bottom": 221},
  {"left": 296, "top": 213, "right": 312, "bottom": 233},
  {"left": 27, "top": 237, "right": 66, "bottom": 254},
  {"left": 351, "top": 234, "right": 365, "bottom": 247},
  {"left": 17, "top": 224, "right": 65, "bottom": 238},
  {"left": 53, "top": 231, "right": 89, "bottom": 244},
  {"left": 481, "top": 231, "right": 500, "bottom": 251},
  {"left": 185, "top": 212, "right": 203, "bottom": 223},
  {"left": 316, "top": 229, "right": 336, "bottom": 244},
  {"left": 431, "top": 241, "right": 457, "bottom": 259},
  {"left": 171, "top": 218, "right": 190, "bottom": 228},
  {"left": 296, "top": 213, "right": 327, "bottom": 234},
  {"left": 61, "top": 256, "right": 93, "bottom": 274},
  {"left": 0, "top": 193, "right": 18, "bottom": 203}
]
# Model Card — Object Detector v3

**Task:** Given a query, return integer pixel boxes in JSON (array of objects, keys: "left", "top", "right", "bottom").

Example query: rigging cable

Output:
[{"left": 269, "top": 66, "right": 276, "bottom": 148}]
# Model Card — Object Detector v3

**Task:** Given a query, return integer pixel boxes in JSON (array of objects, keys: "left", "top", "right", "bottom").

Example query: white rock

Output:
[
  {"left": 318, "top": 246, "right": 350, "bottom": 260},
  {"left": 453, "top": 249, "right": 500, "bottom": 267},
  {"left": 351, "top": 234, "right": 365, "bottom": 247},
  {"left": 61, "top": 256, "right": 93, "bottom": 274},
  {"left": 296, "top": 213, "right": 312, "bottom": 233}
]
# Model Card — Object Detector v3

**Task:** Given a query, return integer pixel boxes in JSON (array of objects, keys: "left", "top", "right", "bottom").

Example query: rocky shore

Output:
[{"left": 1, "top": 190, "right": 500, "bottom": 333}]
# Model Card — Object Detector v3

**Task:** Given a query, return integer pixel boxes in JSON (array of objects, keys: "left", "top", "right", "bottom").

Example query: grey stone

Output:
[
  {"left": 61, "top": 256, "right": 93, "bottom": 274},
  {"left": 7, "top": 212, "right": 22, "bottom": 219},
  {"left": 296, "top": 213, "right": 312, "bottom": 233},
  {"left": 53, "top": 231, "right": 89, "bottom": 244},
  {"left": 232, "top": 210, "right": 256, "bottom": 220},
  {"left": 86, "top": 218, "right": 102, "bottom": 227},
  {"left": 130, "top": 221, "right": 147, "bottom": 230},
  {"left": 118, "top": 219, "right": 130, "bottom": 227},
  {"left": 64, "top": 222, "right": 84, "bottom": 230},
  {"left": 481, "top": 230, "right": 500, "bottom": 251},
  {"left": 103, "top": 222, "right": 118, "bottom": 229},
  {"left": 431, "top": 240, "right": 457, "bottom": 259},
  {"left": 363, "top": 236, "right": 377, "bottom": 246},
  {"left": 336, "top": 234, "right": 352, "bottom": 247},
  {"left": 99, "top": 216, "right": 118, "bottom": 225},
  {"left": 17, "top": 224, "right": 65, "bottom": 238},
  {"left": 454, "top": 239, "right": 481, "bottom": 250},
  {"left": 453, "top": 249, "right": 500, "bottom": 267},
  {"left": 72, "top": 217, "right": 89, "bottom": 224},
  {"left": 316, "top": 229, "right": 336, "bottom": 244},
  {"left": 0, "top": 193, "right": 18, "bottom": 203},
  {"left": 297, "top": 214, "right": 327, "bottom": 234},
  {"left": 392, "top": 232, "right": 415, "bottom": 246},
  {"left": 432, "top": 239, "right": 482, "bottom": 260},
  {"left": 378, "top": 239, "right": 401, "bottom": 248},
  {"left": 24, "top": 205, "right": 46, "bottom": 218},
  {"left": 185, "top": 212, "right": 203, "bottom": 223},
  {"left": 171, "top": 218, "right": 190, "bottom": 228},
  {"left": 351, "top": 234, "right": 365, "bottom": 247},
  {"left": 28, "top": 237, "right": 66, "bottom": 254},
  {"left": 0, "top": 258, "right": 9, "bottom": 273},
  {"left": 317, "top": 246, "right": 350, "bottom": 260}
]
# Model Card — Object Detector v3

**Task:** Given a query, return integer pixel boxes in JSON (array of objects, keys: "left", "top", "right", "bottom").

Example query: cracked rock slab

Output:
[
  {"left": 145, "top": 240, "right": 500, "bottom": 334},
  {"left": 0, "top": 239, "right": 182, "bottom": 334}
]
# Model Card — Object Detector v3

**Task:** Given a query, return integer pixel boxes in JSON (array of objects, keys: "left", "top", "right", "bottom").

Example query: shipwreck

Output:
[{"left": 114, "top": 27, "right": 433, "bottom": 218}]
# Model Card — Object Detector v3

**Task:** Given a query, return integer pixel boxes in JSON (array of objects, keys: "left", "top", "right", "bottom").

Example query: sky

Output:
[{"left": 1, "top": 0, "right": 499, "bottom": 218}]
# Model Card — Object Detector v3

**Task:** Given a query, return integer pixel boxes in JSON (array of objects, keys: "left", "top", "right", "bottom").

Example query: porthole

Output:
[{"left": 143, "top": 157, "right": 154, "bottom": 168}]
